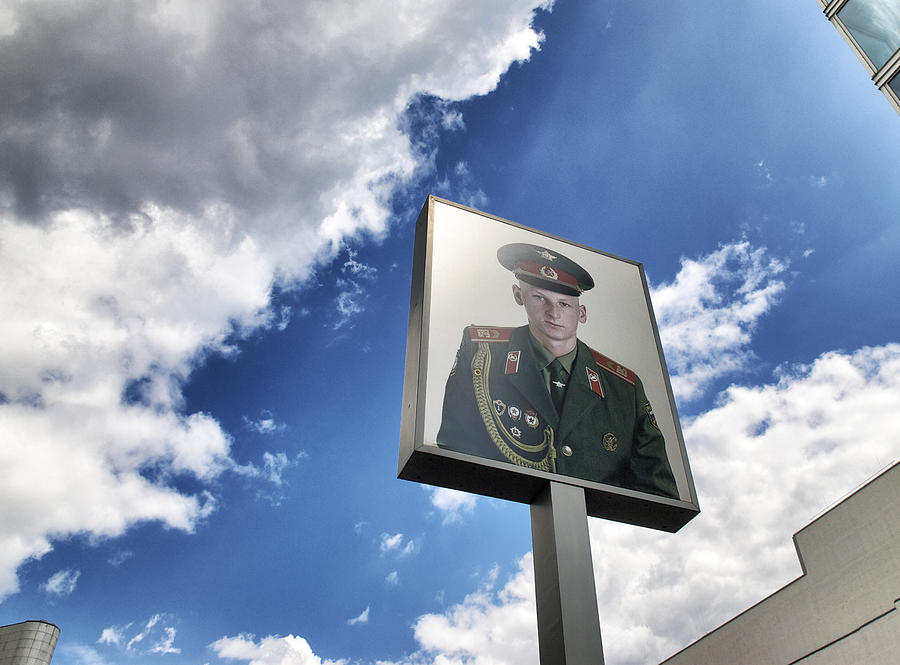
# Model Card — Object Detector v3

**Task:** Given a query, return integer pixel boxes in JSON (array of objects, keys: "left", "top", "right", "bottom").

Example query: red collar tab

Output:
[{"left": 585, "top": 367, "right": 605, "bottom": 397}]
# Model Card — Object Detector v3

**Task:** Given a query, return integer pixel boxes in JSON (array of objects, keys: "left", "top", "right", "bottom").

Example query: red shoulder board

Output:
[
  {"left": 467, "top": 326, "right": 515, "bottom": 342},
  {"left": 590, "top": 349, "right": 636, "bottom": 385}
]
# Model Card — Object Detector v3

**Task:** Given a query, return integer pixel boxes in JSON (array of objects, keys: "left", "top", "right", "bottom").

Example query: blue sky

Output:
[{"left": 1, "top": 2, "right": 899, "bottom": 664}]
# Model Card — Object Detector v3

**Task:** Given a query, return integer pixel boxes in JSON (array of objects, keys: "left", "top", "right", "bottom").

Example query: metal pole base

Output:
[{"left": 531, "top": 481, "right": 605, "bottom": 665}]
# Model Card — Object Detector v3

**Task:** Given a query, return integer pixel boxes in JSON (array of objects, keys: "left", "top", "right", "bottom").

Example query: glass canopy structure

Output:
[{"left": 818, "top": 0, "right": 900, "bottom": 115}]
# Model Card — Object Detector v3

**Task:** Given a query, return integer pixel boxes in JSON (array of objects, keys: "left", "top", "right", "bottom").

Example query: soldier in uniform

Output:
[{"left": 436, "top": 242, "right": 678, "bottom": 499}]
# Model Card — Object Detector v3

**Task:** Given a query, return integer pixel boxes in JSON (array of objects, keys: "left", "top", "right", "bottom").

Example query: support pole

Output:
[{"left": 530, "top": 481, "right": 604, "bottom": 665}]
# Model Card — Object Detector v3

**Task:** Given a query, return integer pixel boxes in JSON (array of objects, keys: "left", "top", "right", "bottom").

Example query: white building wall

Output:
[
  {"left": 659, "top": 462, "right": 900, "bottom": 665},
  {"left": 0, "top": 621, "right": 60, "bottom": 665}
]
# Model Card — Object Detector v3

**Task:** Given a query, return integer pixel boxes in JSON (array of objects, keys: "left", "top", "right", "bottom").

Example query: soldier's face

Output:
[{"left": 513, "top": 282, "right": 586, "bottom": 348}]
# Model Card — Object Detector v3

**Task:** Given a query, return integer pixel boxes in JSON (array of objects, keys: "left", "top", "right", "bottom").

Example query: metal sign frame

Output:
[{"left": 398, "top": 196, "right": 699, "bottom": 532}]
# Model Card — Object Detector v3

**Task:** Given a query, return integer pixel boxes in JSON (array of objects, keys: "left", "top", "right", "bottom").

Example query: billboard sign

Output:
[{"left": 398, "top": 196, "right": 699, "bottom": 531}]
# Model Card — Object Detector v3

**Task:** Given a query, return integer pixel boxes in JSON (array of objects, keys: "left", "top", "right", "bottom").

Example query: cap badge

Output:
[
  {"left": 539, "top": 265, "right": 558, "bottom": 280},
  {"left": 602, "top": 433, "right": 618, "bottom": 452}
]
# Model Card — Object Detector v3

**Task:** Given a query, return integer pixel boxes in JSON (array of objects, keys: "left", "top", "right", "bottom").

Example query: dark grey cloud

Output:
[
  {"left": 2, "top": 1, "right": 213, "bottom": 218},
  {"left": 0, "top": 0, "right": 552, "bottom": 601},
  {"left": 0, "top": 0, "right": 547, "bottom": 229},
  {"left": 0, "top": 1, "right": 395, "bottom": 221}
]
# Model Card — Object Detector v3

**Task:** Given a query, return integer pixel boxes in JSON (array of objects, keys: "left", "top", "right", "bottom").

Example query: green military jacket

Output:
[{"left": 436, "top": 325, "right": 678, "bottom": 499}]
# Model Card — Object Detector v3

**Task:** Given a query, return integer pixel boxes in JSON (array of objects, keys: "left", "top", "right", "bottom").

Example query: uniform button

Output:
[{"left": 561, "top": 445, "right": 573, "bottom": 457}]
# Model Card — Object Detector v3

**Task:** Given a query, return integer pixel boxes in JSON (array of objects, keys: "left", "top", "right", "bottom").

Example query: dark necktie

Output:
[{"left": 549, "top": 359, "right": 569, "bottom": 416}]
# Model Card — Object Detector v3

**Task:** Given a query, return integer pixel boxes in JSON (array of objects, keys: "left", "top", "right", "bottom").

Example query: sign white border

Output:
[{"left": 399, "top": 196, "right": 699, "bottom": 531}]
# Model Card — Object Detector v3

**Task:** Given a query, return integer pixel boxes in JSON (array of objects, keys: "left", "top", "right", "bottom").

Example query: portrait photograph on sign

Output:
[{"left": 399, "top": 196, "right": 699, "bottom": 531}]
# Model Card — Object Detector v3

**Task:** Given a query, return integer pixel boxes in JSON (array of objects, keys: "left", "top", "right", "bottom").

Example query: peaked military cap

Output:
[{"left": 497, "top": 243, "right": 594, "bottom": 296}]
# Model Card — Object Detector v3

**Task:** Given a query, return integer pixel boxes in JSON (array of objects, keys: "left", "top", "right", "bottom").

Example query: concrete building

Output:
[
  {"left": 660, "top": 462, "right": 900, "bottom": 664},
  {"left": 0, "top": 621, "right": 60, "bottom": 665},
  {"left": 817, "top": 0, "right": 900, "bottom": 115}
]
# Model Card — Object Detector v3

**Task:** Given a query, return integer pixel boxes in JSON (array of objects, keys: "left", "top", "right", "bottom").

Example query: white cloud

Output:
[
  {"left": 386, "top": 571, "right": 400, "bottom": 586},
  {"left": 126, "top": 614, "right": 161, "bottom": 651},
  {"left": 107, "top": 551, "right": 134, "bottom": 567},
  {"left": 333, "top": 278, "right": 366, "bottom": 330},
  {"left": 260, "top": 452, "right": 293, "bottom": 486},
  {"left": 98, "top": 626, "right": 126, "bottom": 647},
  {"left": 754, "top": 159, "right": 774, "bottom": 184},
  {"left": 331, "top": 250, "right": 379, "bottom": 329},
  {"left": 380, "top": 532, "right": 418, "bottom": 557},
  {"left": 443, "top": 111, "right": 466, "bottom": 132},
  {"left": 429, "top": 487, "right": 478, "bottom": 524},
  {"left": 63, "top": 645, "right": 114, "bottom": 665},
  {"left": 211, "top": 561, "right": 538, "bottom": 665},
  {"left": 41, "top": 568, "right": 81, "bottom": 597},
  {"left": 0, "top": 208, "right": 239, "bottom": 598},
  {"left": 400, "top": 555, "right": 539, "bottom": 665},
  {"left": 347, "top": 606, "right": 371, "bottom": 626},
  {"left": 584, "top": 343, "right": 900, "bottom": 664},
  {"left": 0, "top": 0, "right": 553, "bottom": 600},
  {"left": 416, "top": 344, "right": 900, "bottom": 664},
  {"left": 342, "top": 250, "right": 378, "bottom": 280},
  {"left": 230, "top": 452, "right": 305, "bottom": 490},
  {"left": 243, "top": 411, "right": 287, "bottom": 435},
  {"left": 651, "top": 241, "right": 787, "bottom": 402},
  {"left": 196, "top": 222, "right": 893, "bottom": 665},
  {"left": 149, "top": 627, "right": 180, "bottom": 655},
  {"left": 380, "top": 533, "right": 405, "bottom": 552},
  {"left": 309, "top": 343, "right": 900, "bottom": 665},
  {"left": 227, "top": 451, "right": 306, "bottom": 507},
  {"left": 432, "top": 159, "right": 489, "bottom": 211},
  {"left": 211, "top": 634, "right": 347, "bottom": 665},
  {"left": 99, "top": 614, "right": 180, "bottom": 657}
]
